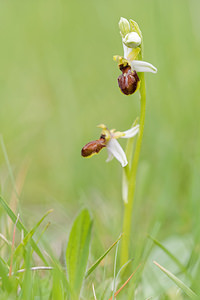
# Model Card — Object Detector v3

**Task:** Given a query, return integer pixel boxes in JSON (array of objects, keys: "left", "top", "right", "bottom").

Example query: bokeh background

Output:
[{"left": 0, "top": 0, "right": 200, "bottom": 293}]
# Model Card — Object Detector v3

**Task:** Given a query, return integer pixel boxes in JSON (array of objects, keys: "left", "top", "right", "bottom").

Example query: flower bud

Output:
[
  {"left": 119, "top": 17, "right": 130, "bottom": 38},
  {"left": 118, "top": 65, "right": 140, "bottom": 95},
  {"left": 123, "top": 32, "right": 141, "bottom": 48}
]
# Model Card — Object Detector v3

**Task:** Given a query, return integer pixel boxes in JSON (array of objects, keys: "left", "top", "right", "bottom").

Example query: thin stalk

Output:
[{"left": 120, "top": 73, "right": 146, "bottom": 267}]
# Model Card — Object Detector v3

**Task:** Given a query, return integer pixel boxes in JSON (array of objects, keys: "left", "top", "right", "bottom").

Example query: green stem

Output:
[{"left": 120, "top": 73, "right": 146, "bottom": 267}]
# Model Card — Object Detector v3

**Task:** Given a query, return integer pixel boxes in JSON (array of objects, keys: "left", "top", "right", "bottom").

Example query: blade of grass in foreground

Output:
[
  {"left": 0, "top": 195, "right": 48, "bottom": 265},
  {"left": 108, "top": 264, "right": 141, "bottom": 300},
  {"left": 0, "top": 233, "right": 12, "bottom": 248},
  {"left": 153, "top": 261, "right": 197, "bottom": 299},
  {"left": 148, "top": 234, "right": 192, "bottom": 280},
  {"left": 85, "top": 234, "right": 123, "bottom": 278},
  {"left": 0, "top": 257, "right": 11, "bottom": 292},
  {"left": 14, "top": 209, "right": 53, "bottom": 259},
  {"left": 115, "top": 259, "right": 133, "bottom": 287},
  {"left": 112, "top": 239, "right": 119, "bottom": 300},
  {"left": 19, "top": 245, "right": 32, "bottom": 300}
]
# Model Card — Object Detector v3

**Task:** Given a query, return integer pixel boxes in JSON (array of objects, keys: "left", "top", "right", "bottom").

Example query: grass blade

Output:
[
  {"left": 66, "top": 208, "right": 93, "bottom": 299},
  {"left": 0, "top": 135, "right": 19, "bottom": 199},
  {"left": 0, "top": 257, "right": 11, "bottom": 292},
  {"left": 112, "top": 239, "right": 119, "bottom": 299},
  {"left": 0, "top": 195, "right": 48, "bottom": 265},
  {"left": 0, "top": 233, "right": 12, "bottom": 248},
  {"left": 85, "top": 234, "right": 122, "bottom": 278},
  {"left": 92, "top": 283, "right": 97, "bottom": 300},
  {"left": 9, "top": 214, "right": 19, "bottom": 277},
  {"left": 148, "top": 234, "right": 192, "bottom": 280},
  {"left": 153, "top": 261, "right": 197, "bottom": 299},
  {"left": 19, "top": 245, "right": 32, "bottom": 300},
  {"left": 52, "top": 266, "right": 64, "bottom": 300},
  {"left": 115, "top": 259, "right": 133, "bottom": 286},
  {"left": 14, "top": 209, "right": 53, "bottom": 259},
  {"left": 108, "top": 264, "right": 141, "bottom": 300}
]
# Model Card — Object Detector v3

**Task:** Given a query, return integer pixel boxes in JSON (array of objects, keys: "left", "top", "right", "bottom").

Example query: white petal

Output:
[
  {"left": 121, "top": 125, "right": 139, "bottom": 139},
  {"left": 106, "top": 150, "right": 114, "bottom": 162},
  {"left": 123, "top": 32, "right": 141, "bottom": 48},
  {"left": 123, "top": 43, "right": 132, "bottom": 59},
  {"left": 106, "top": 139, "right": 128, "bottom": 167},
  {"left": 131, "top": 60, "right": 157, "bottom": 73}
]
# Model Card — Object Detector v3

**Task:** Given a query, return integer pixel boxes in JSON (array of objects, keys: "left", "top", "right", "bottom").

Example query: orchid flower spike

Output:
[
  {"left": 81, "top": 124, "right": 139, "bottom": 167},
  {"left": 114, "top": 17, "right": 157, "bottom": 95}
]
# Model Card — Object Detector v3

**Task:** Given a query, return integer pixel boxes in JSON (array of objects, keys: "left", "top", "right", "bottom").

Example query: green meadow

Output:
[{"left": 0, "top": 0, "right": 200, "bottom": 298}]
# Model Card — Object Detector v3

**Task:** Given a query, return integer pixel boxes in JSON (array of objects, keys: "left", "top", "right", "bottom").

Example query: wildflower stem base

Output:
[{"left": 120, "top": 73, "right": 146, "bottom": 267}]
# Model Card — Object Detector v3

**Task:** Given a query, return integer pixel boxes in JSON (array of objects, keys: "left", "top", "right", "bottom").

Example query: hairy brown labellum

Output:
[
  {"left": 81, "top": 137, "right": 106, "bottom": 157},
  {"left": 118, "top": 65, "right": 140, "bottom": 95}
]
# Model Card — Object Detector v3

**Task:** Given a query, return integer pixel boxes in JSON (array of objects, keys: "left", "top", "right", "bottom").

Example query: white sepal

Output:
[
  {"left": 121, "top": 125, "right": 139, "bottom": 139},
  {"left": 122, "top": 171, "right": 128, "bottom": 203},
  {"left": 106, "top": 139, "right": 128, "bottom": 167},
  {"left": 123, "top": 43, "right": 132, "bottom": 60},
  {"left": 106, "top": 151, "right": 114, "bottom": 163},
  {"left": 131, "top": 60, "right": 157, "bottom": 73}
]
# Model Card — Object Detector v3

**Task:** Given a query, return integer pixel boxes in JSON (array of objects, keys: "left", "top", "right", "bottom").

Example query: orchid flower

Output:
[
  {"left": 81, "top": 124, "right": 139, "bottom": 167},
  {"left": 114, "top": 17, "right": 157, "bottom": 95}
]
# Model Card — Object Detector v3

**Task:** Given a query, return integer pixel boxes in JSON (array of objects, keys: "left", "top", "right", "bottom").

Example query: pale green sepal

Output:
[
  {"left": 123, "top": 32, "right": 141, "bottom": 48},
  {"left": 119, "top": 17, "right": 130, "bottom": 38},
  {"left": 129, "top": 19, "right": 142, "bottom": 39}
]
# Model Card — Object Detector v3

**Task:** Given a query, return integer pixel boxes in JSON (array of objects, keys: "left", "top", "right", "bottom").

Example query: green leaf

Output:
[
  {"left": 66, "top": 209, "right": 92, "bottom": 299},
  {"left": 153, "top": 261, "right": 197, "bottom": 299},
  {"left": 0, "top": 195, "right": 48, "bottom": 265},
  {"left": 85, "top": 234, "right": 122, "bottom": 278}
]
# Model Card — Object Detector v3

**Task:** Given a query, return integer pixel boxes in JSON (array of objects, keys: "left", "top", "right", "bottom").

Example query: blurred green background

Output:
[{"left": 0, "top": 0, "right": 200, "bottom": 261}]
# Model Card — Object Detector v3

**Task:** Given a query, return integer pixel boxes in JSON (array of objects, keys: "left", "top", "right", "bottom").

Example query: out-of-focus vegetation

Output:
[{"left": 0, "top": 0, "right": 200, "bottom": 298}]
